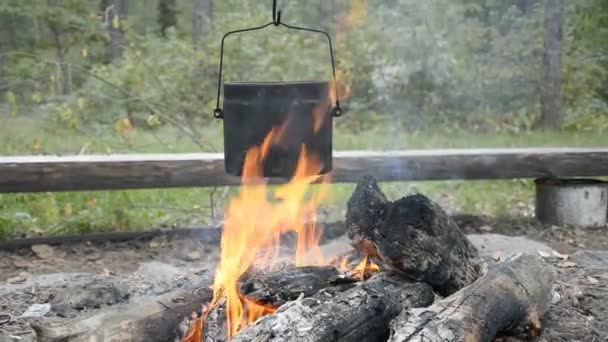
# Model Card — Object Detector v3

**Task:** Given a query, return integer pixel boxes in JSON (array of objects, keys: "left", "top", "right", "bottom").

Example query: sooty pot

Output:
[
  {"left": 212, "top": 2, "right": 342, "bottom": 178},
  {"left": 221, "top": 81, "right": 333, "bottom": 178}
]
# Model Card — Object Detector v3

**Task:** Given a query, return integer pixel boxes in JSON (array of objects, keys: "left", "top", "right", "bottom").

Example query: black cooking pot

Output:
[
  {"left": 212, "top": 4, "right": 342, "bottom": 178},
  {"left": 221, "top": 81, "right": 333, "bottom": 178}
]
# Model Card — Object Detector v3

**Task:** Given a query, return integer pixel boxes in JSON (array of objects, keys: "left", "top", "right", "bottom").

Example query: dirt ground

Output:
[{"left": 0, "top": 215, "right": 607, "bottom": 341}]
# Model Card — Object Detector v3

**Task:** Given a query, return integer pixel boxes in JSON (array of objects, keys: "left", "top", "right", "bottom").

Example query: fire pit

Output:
[{"left": 178, "top": 176, "right": 555, "bottom": 342}]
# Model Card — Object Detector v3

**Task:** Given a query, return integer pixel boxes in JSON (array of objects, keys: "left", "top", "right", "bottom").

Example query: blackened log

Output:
[
  {"left": 346, "top": 175, "right": 388, "bottom": 249},
  {"left": 346, "top": 176, "right": 479, "bottom": 295},
  {"left": 388, "top": 255, "right": 556, "bottom": 342},
  {"left": 240, "top": 265, "right": 356, "bottom": 307},
  {"left": 539, "top": 0, "right": 564, "bottom": 129},
  {"left": 32, "top": 282, "right": 212, "bottom": 342},
  {"left": 200, "top": 266, "right": 356, "bottom": 342},
  {"left": 231, "top": 274, "right": 434, "bottom": 342}
]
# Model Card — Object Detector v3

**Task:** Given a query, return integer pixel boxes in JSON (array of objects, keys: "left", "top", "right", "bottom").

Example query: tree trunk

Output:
[
  {"left": 106, "top": 0, "right": 128, "bottom": 64},
  {"left": 192, "top": 0, "right": 213, "bottom": 47},
  {"left": 47, "top": 0, "right": 66, "bottom": 95},
  {"left": 388, "top": 255, "right": 556, "bottom": 342},
  {"left": 232, "top": 274, "right": 434, "bottom": 342},
  {"left": 346, "top": 176, "right": 480, "bottom": 296},
  {"left": 0, "top": 16, "right": 8, "bottom": 92},
  {"left": 158, "top": 0, "right": 177, "bottom": 38},
  {"left": 539, "top": 0, "right": 564, "bottom": 130},
  {"left": 331, "top": 0, "right": 346, "bottom": 21},
  {"left": 515, "top": 0, "right": 537, "bottom": 15}
]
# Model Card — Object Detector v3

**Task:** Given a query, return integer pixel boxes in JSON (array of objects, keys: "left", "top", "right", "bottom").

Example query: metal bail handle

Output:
[{"left": 212, "top": 0, "right": 342, "bottom": 119}]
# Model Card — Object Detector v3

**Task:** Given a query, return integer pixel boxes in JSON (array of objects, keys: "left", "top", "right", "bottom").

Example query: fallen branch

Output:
[{"left": 388, "top": 255, "right": 556, "bottom": 342}]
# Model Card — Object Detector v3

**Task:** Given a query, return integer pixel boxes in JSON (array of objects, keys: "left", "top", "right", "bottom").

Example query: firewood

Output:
[
  {"left": 31, "top": 282, "right": 212, "bottom": 342},
  {"left": 388, "top": 255, "right": 556, "bottom": 342},
  {"left": 200, "top": 265, "right": 357, "bottom": 342},
  {"left": 346, "top": 176, "right": 479, "bottom": 295},
  {"left": 240, "top": 265, "right": 356, "bottom": 307},
  {"left": 230, "top": 273, "right": 435, "bottom": 342},
  {"left": 201, "top": 300, "right": 228, "bottom": 342}
]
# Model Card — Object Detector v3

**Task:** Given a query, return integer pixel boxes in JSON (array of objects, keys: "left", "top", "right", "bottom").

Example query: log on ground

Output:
[
  {"left": 388, "top": 255, "right": 556, "bottom": 342},
  {"left": 32, "top": 282, "right": 212, "bottom": 342},
  {"left": 231, "top": 273, "right": 435, "bottom": 342},
  {"left": 346, "top": 176, "right": 479, "bottom": 295}
]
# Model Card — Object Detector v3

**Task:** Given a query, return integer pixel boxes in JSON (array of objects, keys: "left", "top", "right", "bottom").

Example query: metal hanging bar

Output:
[{"left": 213, "top": 0, "right": 342, "bottom": 119}]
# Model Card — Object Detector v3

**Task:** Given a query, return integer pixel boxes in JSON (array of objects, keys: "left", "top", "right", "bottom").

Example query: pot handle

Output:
[{"left": 212, "top": 0, "right": 342, "bottom": 119}]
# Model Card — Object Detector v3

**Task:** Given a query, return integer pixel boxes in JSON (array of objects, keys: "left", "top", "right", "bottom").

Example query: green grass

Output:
[{"left": 0, "top": 115, "right": 605, "bottom": 239}]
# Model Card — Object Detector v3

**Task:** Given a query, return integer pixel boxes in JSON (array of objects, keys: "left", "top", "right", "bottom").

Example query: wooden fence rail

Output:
[{"left": 1, "top": 148, "right": 608, "bottom": 193}]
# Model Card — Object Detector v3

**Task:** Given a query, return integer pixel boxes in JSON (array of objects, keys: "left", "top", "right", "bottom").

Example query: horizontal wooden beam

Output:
[{"left": 1, "top": 148, "right": 608, "bottom": 193}]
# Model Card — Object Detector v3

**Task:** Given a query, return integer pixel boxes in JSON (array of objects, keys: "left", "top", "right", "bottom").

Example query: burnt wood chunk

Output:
[
  {"left": 346, "top": 175, "right": 389, "bottom": 245},
  {"left": 200, "top": 265, "right": 356, "bottom": 342},
  {"left": 231, "top": 274, "right": 435, "bottom": 342},
  {"left": 346, "top": 176, "right": 479, "bottom": 295},
  {"left": 200, "top": 299, "right": 228, "bottom": 342},
  {"left": 388, "top": 255, "right": 556, "bottom": 342},
  {"left": 32, "top": 283, "right": 212, "bottom": 342},
  {"left": 240, "top": 265, "right": 354, "bottom": 307}
]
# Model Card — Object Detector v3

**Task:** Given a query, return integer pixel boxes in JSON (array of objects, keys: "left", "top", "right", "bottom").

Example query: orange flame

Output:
[
  {"left": 338, "top": 256, "right": 349, "bottom": 272},
  {"left": 312, "top": 0, "right": 362, "bottom": 135},
  {"left": 353, "top": 255, "right": 380, "bottom": 280},
  {"left": 182, "top": 4, "right": 368, "bottom": 339},
  {"left": 187, "top": 126, "right": 330, "bottom": 339}
]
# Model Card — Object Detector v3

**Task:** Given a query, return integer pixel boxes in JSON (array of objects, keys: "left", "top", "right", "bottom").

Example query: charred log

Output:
[
  {"left": 346, "top": 176, "right": 479, "bottom": 295},
  {"left": 346, "top": 175, "right": 388, "bottom": 250},
  {"left": 32, "top": 282, "right": 212, "bottom": 342},
  {"left": 240, "top": 265, "right": 356, "bottom": 307},
  {"left": 200, "top": 300, "right": 228, "bottom": 342},
  {"left": 199, "top": 265, "right": 356, "bottom": 342},
  {"left": 231, "top": 274, "right": 434, "bottom": 342},
  {"left": 388, "top": 255, "right": 556, "bottom": 342}
]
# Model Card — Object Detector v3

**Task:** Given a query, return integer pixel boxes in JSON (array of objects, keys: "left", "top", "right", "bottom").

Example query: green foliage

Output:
[
  {"left": 0, "top": 0, "right": 104, "bottom": 101},
  {"left": 1, "top": 0, "right": 608, "bottom": 239},
  {"left": 563, "top": 99, "right": 608, "bottom": 133},
  {"left": 72, "top": 31, "right": 211, "bottom": 128},
  {"left": 337, "top": 0, "right": 547, "bottom": 127},
  {"left": 563, "top": 0, "right": 608, "bottom": 107},
  {"left": 1, "top": 0, "right": 607, "bottom": 132}
]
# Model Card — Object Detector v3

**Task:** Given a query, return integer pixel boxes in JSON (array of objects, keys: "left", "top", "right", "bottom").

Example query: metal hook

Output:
[
  {"left": 213, "top": 0, "right": 342, "bottom": 119},
  {"left": 272, "top": 0, "right": 281, "bottom": 26}
]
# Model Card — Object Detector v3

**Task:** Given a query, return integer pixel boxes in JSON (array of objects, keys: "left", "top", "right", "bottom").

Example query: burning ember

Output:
[{"left": 353, "top": 255, "right": 381, "bottom": 280}]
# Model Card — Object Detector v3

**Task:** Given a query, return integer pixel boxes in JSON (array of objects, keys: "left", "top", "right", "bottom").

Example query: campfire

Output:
[
  {"left": 183, "top": 128, "right": 331, "bottom": 340},
  {"left": 181, "top": 120, "right": 382, "bottom": 341},
  {"left": 184, "top": 2, "right": 555, "bottom": 340},
  {"left": 178, "top": 130, "right": 556, "bottom": 342}
]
